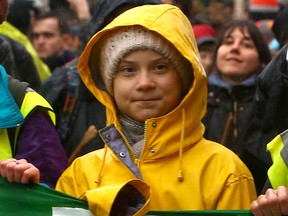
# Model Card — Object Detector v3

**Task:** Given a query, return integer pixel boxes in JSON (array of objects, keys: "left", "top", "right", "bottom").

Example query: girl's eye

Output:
[
  {"left": 120, "top": 66, "right": 135, "bottom": 73},
  {"left": 116, "top": 66, "right": 136, "bottom": 77},
  {"left": 154, "top": 63, "right": 168, "bottom": 72}
]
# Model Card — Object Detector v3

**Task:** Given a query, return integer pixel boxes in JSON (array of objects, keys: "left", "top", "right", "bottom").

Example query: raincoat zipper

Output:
[{"left": 114, "top": 124, "right": 141, "bottom": 168}]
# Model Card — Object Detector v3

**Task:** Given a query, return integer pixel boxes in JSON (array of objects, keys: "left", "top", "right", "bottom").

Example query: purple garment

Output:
[{"left": 15, "top": 111, "right": 69, "bottom": 188}]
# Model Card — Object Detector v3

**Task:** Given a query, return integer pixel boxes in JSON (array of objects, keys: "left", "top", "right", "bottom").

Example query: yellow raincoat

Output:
[{"left": 56, "top": 4, "right": 257, "bottom": 215}]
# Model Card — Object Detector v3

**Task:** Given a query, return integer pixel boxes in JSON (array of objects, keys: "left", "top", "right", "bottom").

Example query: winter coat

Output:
[
  {"left": 251, "top": 45, "right": 288, "bottom": 147},
  {"left": 0, "top": 65, "right": 69, "bottom": 188},
  {"left": 203, "top": 72, "right": 257, "bottom": 148},
  {"left": 203, "top": 72, "right": 269, "bottom": 194},
  {"left": 41, "top": 0, "right": 161, "bottom": 159},
  {"left": 56, "top": 4, "right": 257, "bottom": 215},
  {"left": 243, "top": 45, "right": 288, "bottom": 192}
]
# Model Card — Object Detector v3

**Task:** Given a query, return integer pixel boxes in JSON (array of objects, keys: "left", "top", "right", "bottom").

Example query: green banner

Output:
[
  {"left": 0, "top": 177, "right": 92, "bottom": 216},
  {"left": 0, "top": 177, "right": 253, "bottom": 215}
]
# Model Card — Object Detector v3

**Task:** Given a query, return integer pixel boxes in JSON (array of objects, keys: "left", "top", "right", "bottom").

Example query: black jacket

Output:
[
  {"left": 242, "top": 45, "right": 288, "bottom": 193},
  {"left": 203, "top": 72, "right": 271, "bottom": 194},
  {"left": 252, "top": 45, "right": 288, "bottom": 142}
]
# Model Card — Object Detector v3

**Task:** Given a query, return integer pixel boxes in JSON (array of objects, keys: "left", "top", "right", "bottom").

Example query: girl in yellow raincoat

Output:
[{"left": 0, "top": 4, "right": 257, "bottom": 216}]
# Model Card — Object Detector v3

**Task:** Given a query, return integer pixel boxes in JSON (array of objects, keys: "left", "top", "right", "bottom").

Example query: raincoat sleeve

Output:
[
  {"left": 214, "top": 158, "right": 257, "bottom": 209},
  {"left": 16, "top": 111, "right": 69, "bottom": 188},
  {"left": 216, "top": 176, "right": 257, "bottom": 209},
  {"left": 56, "top": 169, "right": 151, "bottom": 216},
  {"left": 84, "top": 179, "right": 151, "bottom": 216}
]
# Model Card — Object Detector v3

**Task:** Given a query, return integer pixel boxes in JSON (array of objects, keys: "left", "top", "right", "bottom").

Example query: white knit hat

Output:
[{"left": 97, "top": 26, "right": 192, "bottom": 95}]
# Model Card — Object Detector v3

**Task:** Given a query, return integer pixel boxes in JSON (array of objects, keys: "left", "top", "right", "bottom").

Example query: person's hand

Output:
[
  {"left": 251, "top": 186, "right": 288, "bottom": 216},
  {"left": 0, "top": 159, "right": 40, "bottom": 184}
]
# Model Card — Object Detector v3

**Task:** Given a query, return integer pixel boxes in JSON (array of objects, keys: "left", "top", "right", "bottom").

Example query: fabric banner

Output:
[
  {"left": 0, "top": 177, "right": 92, "bottom": 216},
  {"left": 0, "top": 177, "right": 253, "bottom": 216}
]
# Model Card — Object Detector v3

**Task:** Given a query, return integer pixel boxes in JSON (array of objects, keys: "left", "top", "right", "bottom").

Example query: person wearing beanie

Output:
[
  {"left": 193, "top": 24, "right": 217, "bottom": 76},
  {"left": 0, "top": 4, "right": 257, "bottom": 215},
  {"left": 40, "top": 0, "right": 161, "bottom": 161}
]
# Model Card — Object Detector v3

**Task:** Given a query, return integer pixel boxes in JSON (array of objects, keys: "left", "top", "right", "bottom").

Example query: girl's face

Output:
[
  {"left": 113, "top": 49, "right": 182, "bottom": 122},
  {"left": 216, "top": 27, "right": 260, "bottom": 84}
]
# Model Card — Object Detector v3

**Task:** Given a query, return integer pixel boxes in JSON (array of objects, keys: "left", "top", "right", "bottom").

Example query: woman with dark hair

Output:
[{"left": 202, "top": 19, "right": 271, "bottom": 195}]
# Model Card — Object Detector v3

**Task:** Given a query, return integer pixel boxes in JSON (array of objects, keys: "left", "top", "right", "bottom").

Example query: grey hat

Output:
[{"left": 98, "top": 26, "right": 192, "bottom": 95}]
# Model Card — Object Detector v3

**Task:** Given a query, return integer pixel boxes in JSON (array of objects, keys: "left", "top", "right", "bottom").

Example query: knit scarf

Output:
[{"left": 119, "top": 113, "right": 144, "bottom": 158}]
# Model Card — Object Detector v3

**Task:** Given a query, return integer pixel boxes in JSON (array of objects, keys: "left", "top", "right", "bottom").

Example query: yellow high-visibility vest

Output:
[
  {"left": 0, "top": 92, "right": 55, "bottom": 160},
  {"left": 267, "top": 129, "right": 288, "bottom": 188}
]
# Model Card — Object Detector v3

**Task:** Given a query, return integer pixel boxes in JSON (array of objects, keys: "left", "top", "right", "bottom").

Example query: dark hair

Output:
[
  {"left": 213, "top": 19, "right": 271, "bottom": 73},
  {"left": 7, "top": 0, "right": 40, "bottom": 34},
  {"left": 33, "top": 9, "right": 70, "bottom": 35}
]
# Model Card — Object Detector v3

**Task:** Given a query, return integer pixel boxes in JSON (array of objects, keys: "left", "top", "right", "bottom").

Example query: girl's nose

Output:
[{"left": 135, "top": 72, "right": 156, "bottom": 91}]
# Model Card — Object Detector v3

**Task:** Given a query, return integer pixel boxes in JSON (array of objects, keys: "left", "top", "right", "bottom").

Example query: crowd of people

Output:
[{"left": 1, "top": 0, "right": 288, "bottom": 215}]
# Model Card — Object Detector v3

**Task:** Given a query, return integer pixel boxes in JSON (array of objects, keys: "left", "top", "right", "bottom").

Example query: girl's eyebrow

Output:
[
  {"left": 121, "top": 56, "right": 167, "bottom": 63},
  {"left": 119, "top": 59, "right": 134, "bottom": 64}
]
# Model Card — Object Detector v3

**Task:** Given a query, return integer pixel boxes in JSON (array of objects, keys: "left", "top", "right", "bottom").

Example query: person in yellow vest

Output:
[
  {"left": 251, "top": 129, "right": 288, "bottom": 215},
  {"left": 0, "top": 0, "right": 69, "bottom": 188}
]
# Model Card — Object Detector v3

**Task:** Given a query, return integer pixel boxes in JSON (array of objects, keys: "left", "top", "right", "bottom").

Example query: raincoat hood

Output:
[{"left": 78, "top": 4, "right": 207, "bottom": 157}]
